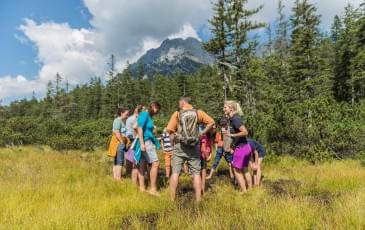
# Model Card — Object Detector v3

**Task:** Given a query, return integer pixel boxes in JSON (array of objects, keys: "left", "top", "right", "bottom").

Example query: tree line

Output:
[{"left": 0, "top": 0, "right": 364, "bottom": 162}]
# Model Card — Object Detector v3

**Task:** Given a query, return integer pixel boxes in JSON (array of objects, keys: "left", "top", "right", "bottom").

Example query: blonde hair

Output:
[{"left": 224, "top": 100, "right": 243, "bottom": 116}]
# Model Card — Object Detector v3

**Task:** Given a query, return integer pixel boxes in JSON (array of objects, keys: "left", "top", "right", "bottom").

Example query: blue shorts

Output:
[{"left": 114, "top": 143, "right": 125, "bottom": 166}]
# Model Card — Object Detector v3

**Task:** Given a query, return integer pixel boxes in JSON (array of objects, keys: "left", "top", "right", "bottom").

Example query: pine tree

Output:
[
  {"left": 203, "top": 0, "right": 232, "bottom": 99},
  {"left": 288, "top": 0, "right": 332, "bottom": 102},
  {"left": 331, "top": 14, "right": 346, "bottom": 101},
  {"left": 332, "top": 5, "right": 359, "bottom": 102},
  {"left": 350, "top": 3, "right": 365, "bottom": 103},
  {"left": 274, "top": 0, "right": 289, "bottom": 60},
  {"left": 225, "top": 0, "right": 265, "bottom": 110},
  {"left": 42, "top": 81, "right": 55, "bottom": 117}
]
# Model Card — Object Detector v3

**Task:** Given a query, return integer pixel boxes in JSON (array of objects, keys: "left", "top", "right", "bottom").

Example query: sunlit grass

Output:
[{"left": 0, "top": 146, "right": 364, "bottom": 229}]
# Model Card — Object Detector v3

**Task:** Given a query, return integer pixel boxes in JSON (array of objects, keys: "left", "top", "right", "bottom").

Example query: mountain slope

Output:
[{"left": 130, "top": 37, "right": 214, "bottom": 77}]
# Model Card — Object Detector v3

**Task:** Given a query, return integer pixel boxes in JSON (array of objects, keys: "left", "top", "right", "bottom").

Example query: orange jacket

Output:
[{"left": 107, "top": 135, "right": 131, "bottom": 157}]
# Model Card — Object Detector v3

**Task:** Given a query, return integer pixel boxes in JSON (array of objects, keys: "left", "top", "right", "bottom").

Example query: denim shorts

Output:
[
  {"left": 114, "top": 143, "right": 125, "bottom": 166},
  {"left": 212, "top": 147, "right": 233, "bottom": 169}
]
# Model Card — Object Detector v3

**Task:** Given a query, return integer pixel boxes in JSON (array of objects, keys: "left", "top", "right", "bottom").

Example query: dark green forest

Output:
[{"left": 0, "top": 0, "right": 364, "bottom": 162}]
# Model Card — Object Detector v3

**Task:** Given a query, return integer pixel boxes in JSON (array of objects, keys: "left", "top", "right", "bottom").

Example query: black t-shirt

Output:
[{"left": 229, "top": 114, "right": 247, "bottom": 147}]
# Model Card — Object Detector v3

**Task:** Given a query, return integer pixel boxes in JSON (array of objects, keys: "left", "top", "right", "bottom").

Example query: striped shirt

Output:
[{"left": 161, "top": 132, "right": 173, "bottom": 152}]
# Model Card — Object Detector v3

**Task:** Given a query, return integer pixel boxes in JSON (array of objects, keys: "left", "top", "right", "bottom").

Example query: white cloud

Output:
[
  {"left": 0, "top": 75, "right": 44, "bottom": 99},
  {"left": 14, "top": 34, "right": 28, "bottom": 45},
  {"left": 169, "top": 24, "right": 201, "bottom": 41},
  {"left": 19, "top": 19, "right": 106, "bottom": 85}
]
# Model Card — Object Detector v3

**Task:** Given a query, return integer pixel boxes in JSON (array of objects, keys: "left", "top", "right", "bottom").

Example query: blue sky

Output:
[
  {"left": 0, "top": 0, "right": 91, "bottom": 78},
  {"left": 0, "top": 0, "right": 363, "bottom": 105}
]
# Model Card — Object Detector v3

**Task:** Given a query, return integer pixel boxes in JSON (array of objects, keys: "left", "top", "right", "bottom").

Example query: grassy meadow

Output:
[{"left": 0, "top": 146, "right": 364, "bottom": 229}]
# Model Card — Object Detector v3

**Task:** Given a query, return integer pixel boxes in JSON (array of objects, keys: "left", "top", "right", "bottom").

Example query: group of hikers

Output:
[{"left": 108, "top": 96, "right": 266, "bottom": 201}]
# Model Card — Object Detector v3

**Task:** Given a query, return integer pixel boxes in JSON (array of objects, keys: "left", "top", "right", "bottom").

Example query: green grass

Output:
[{"left": 0, "top": 146, "right": 364, "bottom": 229}]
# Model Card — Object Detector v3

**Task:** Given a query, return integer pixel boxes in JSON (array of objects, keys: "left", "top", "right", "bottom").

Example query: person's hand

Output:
[
  {"left": 230, "top": 148, "right": 234, "bottom": 154},
  {"left": 251, "top": 163, "right": 258, "bottom": 171},
  {"left": 222, "top": 129, "right": 231, "bottom": 137},
  {"left": 207, "top": 153, "right": 212, "bottom": 161},
  {"left": 141, "top": 143, "right": 146, "bottom": 152}
]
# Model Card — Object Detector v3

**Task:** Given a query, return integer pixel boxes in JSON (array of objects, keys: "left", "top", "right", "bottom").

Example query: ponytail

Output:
[{"left": 224, "top": 100, "right": 243, "bottom": 116}]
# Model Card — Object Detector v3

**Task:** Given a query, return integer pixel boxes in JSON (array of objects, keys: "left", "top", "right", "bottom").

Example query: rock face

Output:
[{"left": 130, "top": 37, "right": 214, "bottom": 77}]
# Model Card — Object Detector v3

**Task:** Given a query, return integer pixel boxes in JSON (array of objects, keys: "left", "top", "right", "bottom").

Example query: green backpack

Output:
[{"left": 174, "top": 109, "right": 200, "bottom": 146}]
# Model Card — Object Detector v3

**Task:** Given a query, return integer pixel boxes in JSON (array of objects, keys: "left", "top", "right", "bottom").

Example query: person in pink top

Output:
[{"left": 200, "top": 124, "right": 212, "bottom": 194}]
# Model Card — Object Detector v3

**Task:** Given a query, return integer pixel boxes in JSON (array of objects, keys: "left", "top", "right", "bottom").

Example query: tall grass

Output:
[{"left": 0, "top": 146, "right": 364, "bottom": 229}]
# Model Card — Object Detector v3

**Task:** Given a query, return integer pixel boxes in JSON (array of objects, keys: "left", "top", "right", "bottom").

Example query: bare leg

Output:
[
  {"left": 114, "top": 165, "right": 122, "bottom": 181},
  {"left": 206, "top": 168, "right": 215, "bottom": 179},
  {"left": 138, "top": 162, "right": 147, "bottom": 191},
  {"left": 113, "top": 166, "right": 117, "bottom": 179},
  {"left": 165, "top": 152, "right": 171, "bottom": 178},
  {"left": 253, "top": 170, "right": 258, "bottom": 186},
  {"left": 169, "top": 173, "right": 179, "bottom": 200},
  {"left": 166, "top": 168, "right": 170, "bottom": 178},
  {"left": 131, "top": 166, "right": 138, "bottom": 185},
  {"left": 148, "top": 161, "right": 160, "bottom": 194},
  {"left": 201, "top": 169, "right": 206, "bottom": 194},
  {"left": 233, "top": 168, "right": 246, "bottom": 192},
  {"left": 243, "top": 167, "right": 252, "bottom": 189},
  {"left": 228, "top": 163, "right": 234, "bottom": 179},
  {"left": 256, "top": 158, "right": 263, "bottom": 186},
  {"left": 193, "top": 174, "right": 202, "bottom": 201}
]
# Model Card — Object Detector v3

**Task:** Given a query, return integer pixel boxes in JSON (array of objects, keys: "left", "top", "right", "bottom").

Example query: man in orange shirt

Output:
[{"left": 166, "top": 96, "right": 215, "bottom": 201}]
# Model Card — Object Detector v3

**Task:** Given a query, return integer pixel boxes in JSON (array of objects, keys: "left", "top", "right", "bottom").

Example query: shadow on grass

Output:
[
  {"left": 120, "top": 212, "right": 159, "bottom": 229},
  {"left": 263, "top": 179, "right": 302, "bottom": 198},
  {"left": 264, "top": 179, "right": 339, "bottom": 207}
]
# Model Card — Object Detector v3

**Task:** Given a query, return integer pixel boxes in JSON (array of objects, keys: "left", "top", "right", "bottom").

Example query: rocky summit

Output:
[{"left": 130, "top": 37, "right": 214, "bottom": 77}]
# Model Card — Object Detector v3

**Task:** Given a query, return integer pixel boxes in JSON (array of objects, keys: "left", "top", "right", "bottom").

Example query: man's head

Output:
[
  {"left": 149, "top": 101, "right": 161, "bottom": 115},
  {"left": 179, "top": 95, "right": 191, "bottom": 109}
]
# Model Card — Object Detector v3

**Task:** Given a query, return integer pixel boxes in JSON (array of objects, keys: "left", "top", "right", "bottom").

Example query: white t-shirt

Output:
[{"left": 126, "top": 115, "right": 137, "bottom": 138}]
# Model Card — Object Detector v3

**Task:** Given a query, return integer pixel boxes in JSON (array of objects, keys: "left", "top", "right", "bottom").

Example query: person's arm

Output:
[
  {"left": 160, "top": 136, "right": 164, "bottom": 149},
  {"left": 201, "top": 142, "right": 207, "bottom": 158},
  {"left": 229, "top": 125, "right": 248, "bottom": 138},
  {"left": 113, "top": 130, "right": 124, "bottom": 144},
  {"left": 169, "top": 133, "right": 175, "bottom": 146},
  {"left": 138, "top": 127, "right": 145, "bottom": 151},
  {"left": 197, "top": 110, "right": 215, "bottom": 137},
  {"left": 166, "top": 112, "right": 178, "bottom": 146},
  {"left": 254, "top": 150, "right": 259, "bottom": 169},
  {"left": 137, "top": 112, "right": 147, "bottom": 151}
]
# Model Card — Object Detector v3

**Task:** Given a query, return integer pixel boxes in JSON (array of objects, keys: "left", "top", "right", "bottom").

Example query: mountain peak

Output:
[{"left": 131, "top": 37, "right": 214, "bottom": 77}]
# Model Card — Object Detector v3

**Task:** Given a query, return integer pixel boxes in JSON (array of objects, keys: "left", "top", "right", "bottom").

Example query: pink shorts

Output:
[{"left": 232, "top": 143, "right": 252, "bottom": 169}]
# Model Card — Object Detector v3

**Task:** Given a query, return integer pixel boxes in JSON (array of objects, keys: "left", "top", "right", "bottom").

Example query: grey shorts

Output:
[
  {"left": 171, "top": 143, "right": 201, "bottom": 175},
  {"left": 141, "top": 140, "right": 159, "bottom": 164}
]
